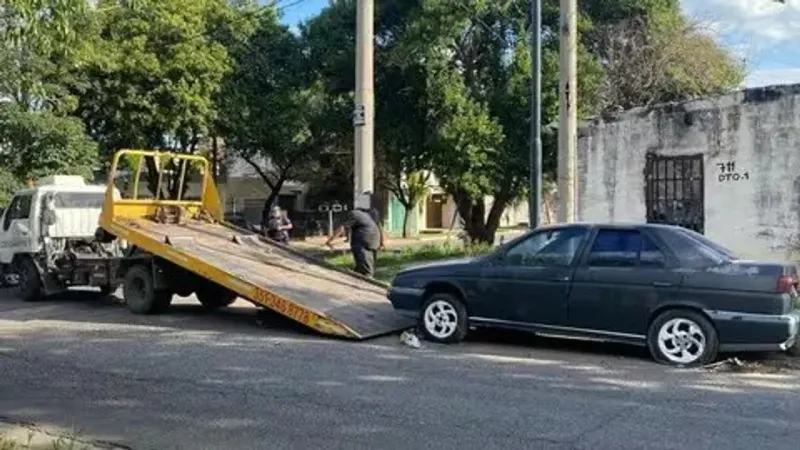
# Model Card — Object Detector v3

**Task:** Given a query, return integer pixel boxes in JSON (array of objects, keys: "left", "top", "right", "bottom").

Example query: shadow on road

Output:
[
  {"left": 3, "top": 285, "right": 800, "bottom": 450},
  {"left": 1, "top": 285, "right": 798, "bottom": 375}
]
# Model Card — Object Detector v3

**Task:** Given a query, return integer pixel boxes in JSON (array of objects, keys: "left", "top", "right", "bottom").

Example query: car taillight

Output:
[{"left": 777, "top": 274, "right": 797, "bottom": 293}]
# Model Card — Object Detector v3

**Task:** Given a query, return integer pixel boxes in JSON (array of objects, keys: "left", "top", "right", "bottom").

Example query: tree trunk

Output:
[
  {"left": 260, "top": 177, "right": 286, "bottom": 227},
  {"left": 211, "top": 136, "right": 219, "bottom": 183},
  {"left": 401, "top": 204, "right": 411, "bottom": 239},
  {"left": 452, "top": 190, "right": 513, "bottom": 245}
]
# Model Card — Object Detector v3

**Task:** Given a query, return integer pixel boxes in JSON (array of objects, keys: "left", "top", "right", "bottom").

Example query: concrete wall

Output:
[{"left": 578, "top": 84, "right": 800, "bottom": 260}]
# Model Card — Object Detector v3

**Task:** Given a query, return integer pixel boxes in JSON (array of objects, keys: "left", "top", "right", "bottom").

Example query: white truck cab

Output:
[{"left": 0, "top": 175, "right": 124, "bottom": 300}]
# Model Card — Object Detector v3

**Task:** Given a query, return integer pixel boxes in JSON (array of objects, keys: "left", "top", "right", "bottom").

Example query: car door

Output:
[
  {"left": 567, "top": 228, "right": 682, "bottom": 337},
  {"left": 472, "top": 226, "right": 590, "bottom": 327},
  {"left": 0, "top": 193, "right": 34, "bottom": 265}
]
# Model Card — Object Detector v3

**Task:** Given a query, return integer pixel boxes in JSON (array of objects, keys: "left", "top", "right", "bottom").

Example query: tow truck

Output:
[{"left": 2, "top": 149, "right": 413, "bottom": 339}]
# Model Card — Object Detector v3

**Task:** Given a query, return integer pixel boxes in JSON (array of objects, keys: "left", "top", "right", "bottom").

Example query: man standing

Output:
[{"left": 325, "top": 194, "right": 384, "bottom": 278}]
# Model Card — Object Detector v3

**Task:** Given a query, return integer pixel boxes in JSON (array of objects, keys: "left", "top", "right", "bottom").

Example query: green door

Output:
[{"left": 388, "top": 194, "right": 417, "bottom": 235}]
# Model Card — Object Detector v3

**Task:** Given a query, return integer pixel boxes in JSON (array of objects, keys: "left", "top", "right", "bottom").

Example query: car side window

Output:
[
  {"left": 587, "top": 229, "right": 667, "bottom": 268},
  {"left": 587, "top": 229, "right": 641, "bottom": 267},
  {"left": 504, "top": 227, "right": 588, "bottom": 267},
  {"left": 639, "top": 234, "right": 667, "bottom": 268},
  {"left": 658, "top": 228, "right": 723, "bottom": 268}
]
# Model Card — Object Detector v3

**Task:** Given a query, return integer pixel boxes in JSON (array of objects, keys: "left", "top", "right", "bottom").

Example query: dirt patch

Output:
[
  {"left": 0, "top": 419, "right": 129, "bottom": 450},
  {"left": 705, "top": 355, "right": 800, "bottom": 373}
]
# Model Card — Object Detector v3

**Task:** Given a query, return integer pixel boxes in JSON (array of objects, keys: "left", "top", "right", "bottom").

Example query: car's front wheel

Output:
[
  {"left": 647, "top": 309, "right": 718, "bottom": 367},
  {"left": 419, "top": 293, "right": 468, "bottom": 343}
]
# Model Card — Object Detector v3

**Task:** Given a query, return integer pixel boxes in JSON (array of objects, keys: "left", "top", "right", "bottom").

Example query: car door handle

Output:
[
  {"left": 653, "top": 281, "right": 673, "bottom": 287},
  {"left": 550, "top": 276, "right": 570, "bottom": 282}
]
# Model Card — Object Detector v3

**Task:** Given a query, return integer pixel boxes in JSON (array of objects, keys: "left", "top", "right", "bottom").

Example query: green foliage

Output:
[
  {"left": 591, "top": 11, "right": 743, "bottom": 112},
  {"left": 72, "top": 0, "right": 237, "bottom": 155},
  {"left": 1, "top": 0, "right": 88, "bottom": 48},
  {"left": 218, "top": 5, "right": 327, "bottom": 216},
  {"left": 0, "top": 168, "right": 23, "bottom": 207},
  {"left": 0, "top": 0, "right": 99, "bottom": 113},
  {"left": 0, "top": 104, "right": 98, "bottom": 194},
  {"left": 325, "top": 242, "right": 494, "bottom": 282}
]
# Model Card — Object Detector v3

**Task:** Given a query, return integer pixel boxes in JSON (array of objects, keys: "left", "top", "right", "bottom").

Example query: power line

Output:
[{"left": 277, "top": 0, "right": 312, "bottom": 12}]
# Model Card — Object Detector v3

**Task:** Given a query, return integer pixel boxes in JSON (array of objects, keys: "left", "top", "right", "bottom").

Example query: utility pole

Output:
[
  {"left": 529, "top": 0, "right": 542, "bottom": 229},
  {"left": 557, "top": 0, "right": 577, "bottom": 223},
  {"left": 353, "top": 0, "right": 375, "bottom": 209}
]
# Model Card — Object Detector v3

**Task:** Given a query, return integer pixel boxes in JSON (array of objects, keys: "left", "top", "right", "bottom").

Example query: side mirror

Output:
[{"left": 13, "top": 221, "right": 29, "bottom": 235}]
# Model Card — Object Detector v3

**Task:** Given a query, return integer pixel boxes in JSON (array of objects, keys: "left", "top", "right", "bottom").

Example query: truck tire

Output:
[
  {"left": 15, "top": 257, "right": 42, "bottom": 302},
  {"left": 123, "top": 265, "right": 171, "bottom": 314},
  {"left": 196, "top": 281, "right": 237, "bottom": 310}
]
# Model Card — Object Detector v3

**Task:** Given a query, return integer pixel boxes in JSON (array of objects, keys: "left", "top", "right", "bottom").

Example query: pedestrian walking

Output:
[{"left": 325, "top": 194, "right": 384, "bottom": 278}]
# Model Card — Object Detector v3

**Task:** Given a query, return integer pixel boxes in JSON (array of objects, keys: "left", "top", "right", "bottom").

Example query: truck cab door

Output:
[{"left": 0, "top": 193, "right": 35, "bottom": 265}]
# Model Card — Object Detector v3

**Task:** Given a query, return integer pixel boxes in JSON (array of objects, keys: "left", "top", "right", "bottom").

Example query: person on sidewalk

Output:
[
  {"left": 266, "top": 205, "right": 293, "bottom": 245},
  {"left": 325, "top": 194, "right": 385, "bottom": 277}
]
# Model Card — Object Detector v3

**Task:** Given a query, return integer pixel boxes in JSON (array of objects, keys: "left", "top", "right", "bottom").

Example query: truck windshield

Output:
[{"left": 53, "top": 192, "right": 105, "bottom": 209}]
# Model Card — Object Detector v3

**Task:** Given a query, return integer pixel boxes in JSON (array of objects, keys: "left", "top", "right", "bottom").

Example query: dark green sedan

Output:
[{"left": 388, "top": 223, "right": 800, "bottom": 367}]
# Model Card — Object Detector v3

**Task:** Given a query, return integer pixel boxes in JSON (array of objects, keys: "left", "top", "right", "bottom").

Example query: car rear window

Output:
[
  {"left": 659, "top": 228, "right": 730, "bottom": 268},
  {"left": 675, "top": 227, "right": 738, "bottom": 259}
]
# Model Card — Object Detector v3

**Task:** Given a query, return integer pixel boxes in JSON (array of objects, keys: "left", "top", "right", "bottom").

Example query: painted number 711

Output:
[{"left": 717, "top": 161, "right": 749, "bottom": 182}]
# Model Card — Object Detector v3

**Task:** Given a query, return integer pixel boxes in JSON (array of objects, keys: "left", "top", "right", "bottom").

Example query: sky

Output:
[{"left": 273, "top": 0, "right": 800, "bottom": 89}]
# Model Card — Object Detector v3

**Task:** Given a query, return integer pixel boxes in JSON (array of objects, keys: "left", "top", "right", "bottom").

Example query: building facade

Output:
[{"left": 577, "top": 83, "right": 800, "bottom": 260}]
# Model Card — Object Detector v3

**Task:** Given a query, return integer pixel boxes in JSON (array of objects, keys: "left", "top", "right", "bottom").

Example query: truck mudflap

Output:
[{"left": 107, "top": 217, "right": 415, "bottom": 339}]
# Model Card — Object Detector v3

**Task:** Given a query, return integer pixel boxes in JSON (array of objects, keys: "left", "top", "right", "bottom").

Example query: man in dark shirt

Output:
[{"left": 325, "top": 197, "right": 384, "bottom": 277}]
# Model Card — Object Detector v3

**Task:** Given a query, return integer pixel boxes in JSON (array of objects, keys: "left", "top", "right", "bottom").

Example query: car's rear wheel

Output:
[
  {"left": 647, "top": 309, "right": 718, "bottom": 367},
  {"left": 419, "top": 293, "right": 468, "bottom": 343}
]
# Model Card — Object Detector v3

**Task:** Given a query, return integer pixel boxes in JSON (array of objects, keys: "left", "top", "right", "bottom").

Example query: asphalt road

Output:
[{"left": 1, "top": 290, "right": 800, "bottom": 450}]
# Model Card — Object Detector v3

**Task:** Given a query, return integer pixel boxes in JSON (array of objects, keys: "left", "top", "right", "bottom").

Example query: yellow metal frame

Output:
[
  {"left": 100, "top": 149, "right": 223, "bottom": 225},
  {"left": 100, "top": 149, "right": 358, "bottom": 339}
]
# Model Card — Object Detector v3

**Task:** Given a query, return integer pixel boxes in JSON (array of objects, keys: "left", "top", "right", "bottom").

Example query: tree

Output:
[
  {"left": 0, "top": 0, "right": 101, "bottom": 113},
  {"left": 300, "top": 0, "right": 741, "bottom": 244},
  {"left": 71, "top": 0, "right": 234, "bottom": 157},
  {"left": 219, "top": 6, "right": 326, "bottom": 224},
  {"left": 592, "top": 14, "right": 743, "bottom": 113},
  {"left": 1, "top": 0, "right": 88, "bottom": 46},
  {"left": 0, "top": 103, "right": 98, "bottom": 198},
  {"left": 383, "top": 170, "right": 430, "bottom": 238}
]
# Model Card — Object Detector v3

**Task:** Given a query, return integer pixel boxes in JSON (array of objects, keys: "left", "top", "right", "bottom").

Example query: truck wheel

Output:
[
  {"left": 15, "top": 258, "right": 42, "bottom": 302},
  {"left": 123, "top": 265, "right": 171, "bottom": 314},
  {"left": 196, "top": 282, "right": 237, "bottom": 310}
]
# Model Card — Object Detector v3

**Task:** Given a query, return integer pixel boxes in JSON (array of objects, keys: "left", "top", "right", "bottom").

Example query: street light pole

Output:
[
  {"left": 354, "top": 0, "right": 375, "bottom": 209},
  {"left": 557, "top": 0, "right": 577, "bottom": 223},
  {"left": 529, "top": 0, "right": 542, "bottom": 229}
]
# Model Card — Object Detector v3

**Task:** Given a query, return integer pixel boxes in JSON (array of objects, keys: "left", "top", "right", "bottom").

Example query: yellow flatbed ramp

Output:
[
  {"left": 99, "top": 149, "right": 415, "bottom": 340},
  {"left": 113, "top": 217, "right": 415, "bottom": 339}
]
